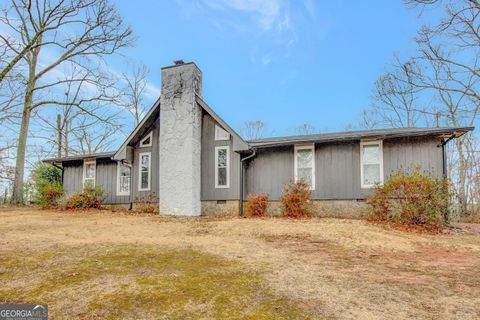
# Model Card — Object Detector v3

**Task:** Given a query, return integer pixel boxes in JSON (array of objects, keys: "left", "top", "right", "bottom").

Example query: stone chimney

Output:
[{"left": 159, "top": 61, "right": 202, "bottom": 216}]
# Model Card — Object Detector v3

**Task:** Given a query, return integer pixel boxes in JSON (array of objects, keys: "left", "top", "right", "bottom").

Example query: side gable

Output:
[
  {"left": 196, "top": 96, "right": 249, "bottom": 152},
  {"left": 113, "top": 98, "right": 160, "bottom": 160}
]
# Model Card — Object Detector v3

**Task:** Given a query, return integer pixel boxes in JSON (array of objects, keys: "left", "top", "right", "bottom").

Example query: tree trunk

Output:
[
  {"left": 11, "top": 42, "right": 40, "bottom": 204},
  {"left": 57, "top": 114, "right": 62, "bottom": 158},
  {"left": 64, "top": 119, "right": 69, "bottom": 157},
  {"left": 11, "top": 102, "right": 32, "bottom": 204}
]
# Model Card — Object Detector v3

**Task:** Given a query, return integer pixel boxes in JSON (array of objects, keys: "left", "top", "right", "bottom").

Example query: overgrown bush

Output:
[
  {"left": 38, "top": 183, "right": 64, "bottom": 208},
  {"left": 31, "top": 163, "right": 63, "bottom": 208},
  {"left": 245, "top": 193, "right": 269, "bottom": 217},
  {"left": 280, "top": 181, "right": 312, "bottom": 218},
  {"left": 60, "top": 184, "right": 104, "bottom": 210},
  {"left": 367, "top": 169, "right": 450, "bottom": 226}
]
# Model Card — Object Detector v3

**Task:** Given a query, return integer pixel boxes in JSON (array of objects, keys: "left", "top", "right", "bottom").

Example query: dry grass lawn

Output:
[{"left": 1, "top": 207, "right": 480, "bottom": 319}]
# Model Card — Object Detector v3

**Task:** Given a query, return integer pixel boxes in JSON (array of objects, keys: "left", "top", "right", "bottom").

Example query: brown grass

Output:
[{"left": 1, "top": 207, "right": 480, "bottom": 319}]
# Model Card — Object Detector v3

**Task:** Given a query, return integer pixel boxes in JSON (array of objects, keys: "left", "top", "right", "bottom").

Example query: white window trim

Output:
[
  {"left": 140, "top": 131, "right": 153, "bottom": 147},
  {"left": 116, "top": 162, "right": 131, "bottom": 196},
  {"left": 214, "top": 146, "right": 230, "bottom": 188},
  {"left": 83, "top": 160, "right": 96, "bottom": 188},
  {"left": 294, "top": 144, "right": 316, "bottom": 190},
  {"left": 138, "top": 152, "right": 151, "bottom": 191},
  {"left": 215, "top": 124, "right": 230, "bottom": 141},
  {"left": 360, "top": 140, "right": 384, "bottom": 189}
]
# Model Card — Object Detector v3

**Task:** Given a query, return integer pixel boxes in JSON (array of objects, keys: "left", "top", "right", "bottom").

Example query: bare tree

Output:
[
  {"left": 293, "top": 123, "right": 317, "bottom": 135},
  {"left": 120, "top": 64, "right": 149, "bottom": 125},
  {"left": 33, "top": 70, "right": 123, "bottom": 158},
  {"left": 358, "top": 108, "right": 381, "bottom": 130},
  {"left": 240, "top": 120, "right": 270, "bottom": 140},
  {"left": 363, "top": 0, "right": 480, "bottom": 214},
  {"left": 72, "top": 118, "right": 120, "bottom": 154},
  {"left": 3, "top": 0, "right": 134, "bottom": 204},
  {"left": 370, "top": 61, "right": 429, "bottom": 128},
  {"left": 0, "top": 47, "right": 23, "bottom": 125}
]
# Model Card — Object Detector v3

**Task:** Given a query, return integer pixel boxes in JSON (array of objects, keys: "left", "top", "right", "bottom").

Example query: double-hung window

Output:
[
  {"left": 215, "top": 146, "right": 230, "bottom": 188},
  {"left": 83, "top": 160, "right": 96, "bottom": 188},
  {"left": 294, "top": 144, "right": 315, "bottom": 190},
  {"left": 117, "top": 163, "right": 131, "bottom": 196},
  {"left": 139, "top": 152, "right": 151, "bottom": 191},
  {"left": 360, "top": 140, "right": 384, "bottom": 188}
]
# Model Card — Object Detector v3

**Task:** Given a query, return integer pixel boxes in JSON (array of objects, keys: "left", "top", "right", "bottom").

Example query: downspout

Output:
[
  {"left": 438, "top": 132, "right": 456, "bottom": 179},
  {"left": 438, "top": 132, "right": 456, "bottom": 223},
  {"left": 442, "top": 142, "right": 447, "bottom": 179},
  {"left": 239, "top": 148, "right": 256, "bottom": 216}
]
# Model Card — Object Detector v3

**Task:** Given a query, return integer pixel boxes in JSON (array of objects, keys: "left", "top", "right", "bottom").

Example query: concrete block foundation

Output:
[{"left": 201, "top": 200, "right": 240, "bottom": 216}]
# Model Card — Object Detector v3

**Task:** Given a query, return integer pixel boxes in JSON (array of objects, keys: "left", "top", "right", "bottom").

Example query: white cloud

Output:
[
  {"left": 144, "top": 82, "right": 161, "bottom": 100},
  {"left": 199, "top": 0, "right": 291, "bottom": 34},
  {"left": 219, "top": 0, "right": 283, "bottom": 31}
]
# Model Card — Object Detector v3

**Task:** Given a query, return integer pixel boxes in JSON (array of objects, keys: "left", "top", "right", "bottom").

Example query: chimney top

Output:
[{"left": 174, "top": 59, "right": 184, "bottom": 66}]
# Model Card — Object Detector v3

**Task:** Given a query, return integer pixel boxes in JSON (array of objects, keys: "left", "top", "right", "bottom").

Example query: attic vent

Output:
[
  {"left": 215, "top": 125, "right": 230, "bottom": 141},
  {"left": 174, "top": 59, "right": 184, "bottom": 66},
  {"left": 140, "top": 131, "right": 153, "bottom": 147}
]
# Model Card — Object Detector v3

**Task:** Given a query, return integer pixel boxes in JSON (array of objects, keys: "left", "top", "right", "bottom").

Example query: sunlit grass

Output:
[{"left": 0, "top": 245, "right": 312, "bottom": 319}]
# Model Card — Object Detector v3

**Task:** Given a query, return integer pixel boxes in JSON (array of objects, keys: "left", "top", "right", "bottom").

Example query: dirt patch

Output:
[{"left": 1, "top": 208, "right": 480, "bottom": 319}]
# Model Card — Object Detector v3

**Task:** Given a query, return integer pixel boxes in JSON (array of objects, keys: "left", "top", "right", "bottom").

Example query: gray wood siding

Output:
[
  {"left": 63, "top": 161, "right": 83, "bottom": 196},
  {"left": 245, "top": 137, "right": 444, "bottom": 200},
  {"left": 95, "top": 159, "right": 130, "bottom": 204},
  {"left": 201, "top": 113, "right": 240, "bottom": 200},
  {"left": 62, "top": 159, "right": 130, "bottom": 204},
  {"left": 383, "top": 137, "right": 443, "bottom": 177},
  {"left": 315, "top": 142, "right": 369, "bottom": 199},
  {"left": 245, "top": 146, "right": 293, "bottom": 200},
  {"left": 132, "top": 116, "right": 159, "bottom": 201}
]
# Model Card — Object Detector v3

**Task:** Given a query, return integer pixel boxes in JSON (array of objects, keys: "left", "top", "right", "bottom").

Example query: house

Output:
[{"left": 44, "top": 61, "right": 474, "bottom": 217}]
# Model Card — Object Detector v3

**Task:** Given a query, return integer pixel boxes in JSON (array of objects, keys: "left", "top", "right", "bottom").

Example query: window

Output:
[
  {"left": 117, "top": 162, "right": 131, "bottom": 196},
  {"left": 360, "top": 140, "right": 384, "bottom": 188},
  {"left": 294, "top": 144, "right": 315, "bottom": 190},
  {"left": 215, "top": 146, "right": 230, "bottom": 188},
  {"left": 215, "top": 125, "right": 230, "bottom": 141},
  {"left": 83, "top": 160, "right": 96, "bottom": 188},
  {"left": 140, "top": 131, "right": 152, "bottom": 147},
  {"left": 138, "top": 152, "right": 151, "bottom": 191}
]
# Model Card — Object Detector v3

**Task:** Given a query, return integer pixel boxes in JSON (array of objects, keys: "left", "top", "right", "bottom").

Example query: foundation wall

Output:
[
  {"left": 263, "top": 200, "right": 369, "bottom": 218},
  {"left": 201, "top": 200, "right": 240, "bottom": 216},
  {"left": 201, "top": 199, "right": 368, "bottom": 218}
]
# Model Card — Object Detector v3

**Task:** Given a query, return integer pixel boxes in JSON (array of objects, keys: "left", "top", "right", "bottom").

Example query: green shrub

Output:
[
  {"left": 367, "top": 169, "right": 450, "bottom": 226},
  {"left": 31, "top": 163, "right": 63, "bottom": 208},
  {"left": 280, "top": 181, "right": 312, "bottom": 218},
  {"left": 245, "top": 193, "right": 269, "bottom": 217},
  {"left": 37, "top": 182, "right": 64, "bottom": 208},
  {"left": 60, "top": 185, "right": 104, "bottom": 210}
]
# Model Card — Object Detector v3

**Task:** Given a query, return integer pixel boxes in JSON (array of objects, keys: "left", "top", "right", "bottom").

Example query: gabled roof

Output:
[
  {"left": 195, "top": 96, "right": 249, "bottom": 152},
  {"left": 248, "top": 126, "right": 474, "bottom": 148},
  {"left": 113, "top": 98, "right": 160, "bottom": 160}
]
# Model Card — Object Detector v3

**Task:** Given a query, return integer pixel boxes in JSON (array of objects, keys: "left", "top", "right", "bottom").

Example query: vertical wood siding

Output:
[
  {"left": 63, "top": 159, "right": 130, "bottom": 204},
  {"left": 63, "top": 160, "right": 83, "bottom": 196},
  {"left": 201, "top": 113, "right": 240, "bottom": 200},
  {"left": 245, "top": 146, "right": 294, "bottom": 200},
  {"left": 95, "top": 159, "right": 130, "bottom": 204},
  {"left": 245, "top": 137, "right": 444, "bottom": 200},
  {"left": 132, "top": 116, "right": 159, "bottom": 202}
]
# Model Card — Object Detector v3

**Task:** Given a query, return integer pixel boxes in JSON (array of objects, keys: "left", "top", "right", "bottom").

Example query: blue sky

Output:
[{"left": 113, "top": 0, "right": 443, "bottom": 137}]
